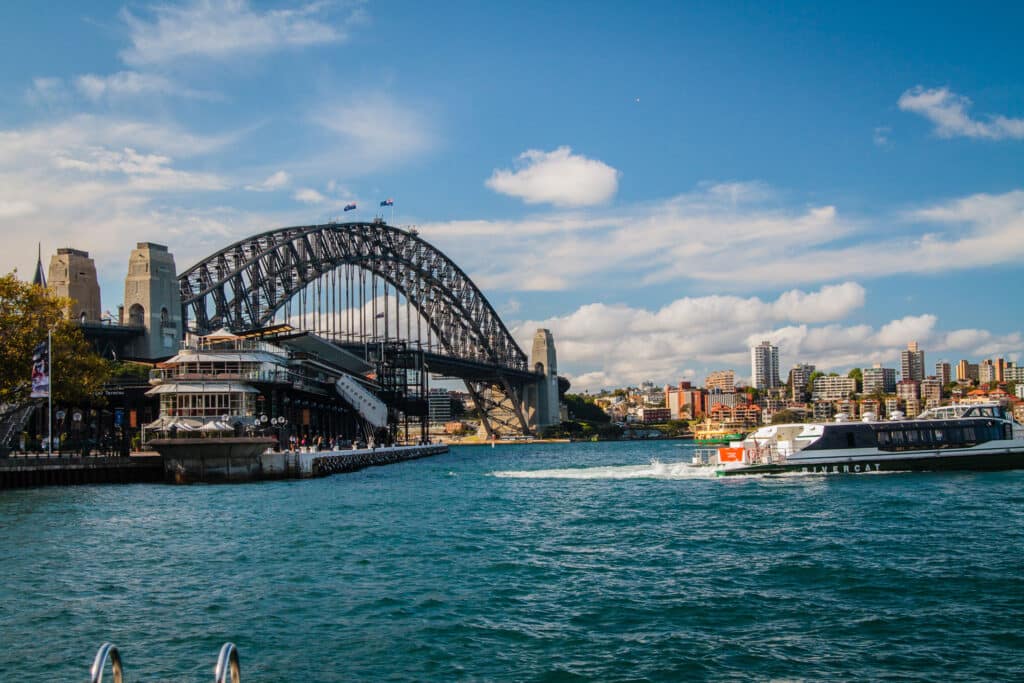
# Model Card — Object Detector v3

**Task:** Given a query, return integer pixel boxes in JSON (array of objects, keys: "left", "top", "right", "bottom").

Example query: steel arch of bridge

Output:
[{"left": 178, "top": 222, "right": 529, "bottom": 372}]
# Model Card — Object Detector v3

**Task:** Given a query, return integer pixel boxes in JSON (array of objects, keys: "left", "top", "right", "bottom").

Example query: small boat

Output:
[{"left": 692, "top": 403, "right": 1024, "bottom": 476}]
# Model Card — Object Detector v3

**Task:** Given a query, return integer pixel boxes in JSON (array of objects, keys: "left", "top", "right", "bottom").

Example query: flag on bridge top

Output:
[
  {"left": 343, "top": 203, "right": 357, "bottom": 212},
  {"left": 379, "top": 198, "right": 394, "bottom": 207}
]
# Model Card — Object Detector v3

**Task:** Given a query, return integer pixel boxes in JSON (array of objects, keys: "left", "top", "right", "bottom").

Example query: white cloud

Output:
[
  {"left": 898, "top": 86, "right": 1024, "bottom": 140},
  {"left": 512, "top": 288, "right": 1019, "bottom": 392},
  {"left": 0, "top": 200, "right": 38, "bottom": 218},
  {"left": 245, "top": 170, "right": 290, "bottom": 192},
  {"left": 486, "top": 146, "right": 619, "bottom": 207},
  {"left": 121, "top": 0, "right": 349, "bottom": 65},
  {"left": 53, "top": 146, "right": 227, "bottom": 191},
  {"left": 421, "top": 183, "right": 1024, "bottom": 295},
  {"left": 311, "top": 94, "right": 436, "bottom": 171},
  {"left": 293, "top": 187, "right": 325, "bottom": 204},
  {"left": 0, "top": 114, "right": 238, "bottom": 163},
  {"left": 75, "top": 71, "right": 218, "bottom": 101},
  {"left": 25, "top": 77, "right": 67, "bottom": 105}
]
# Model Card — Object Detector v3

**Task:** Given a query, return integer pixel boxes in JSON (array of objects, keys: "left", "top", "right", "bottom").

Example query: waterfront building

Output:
[
  {"left": 1006, "top": 365, "right": 1024, "bottom": 383},
  {"left": 920, "top": 377, "right": 942, "bottom": 409},
  {"left": 664, "top": 381, "right": 704, "bottom": 420},
  {"left": 47, "top": 248, "right": 101, "bottom": 323},
  {"left": 706, "top": 388, "right": 739, "bottom": 410},
  {"left": 751, "top": 341, "right": 781, "bottom": 390},
  {"left": 988, "top": 387, "right": 1012, "bottom": 406},
  {"left": 812, "top": 375, "right": 855, "bottom": 402},
  {"left": 863, "top": 364, "right": 897, "bottom": 395},
  {"left": 935, "top": 361, "right": 951, "bottom": 387},
  {"left": 956, "top": 360, "right": 979, "bottom": 383},
  {"left": 836, "top": 399, "right": 858, "bottom": 419},
  {"left": 146, "top": 330, "right": 380, "bottom": 445},
  {"left": 812, "top": 401, "right": 835, "bottom": 421},
  {"left": 428, "top": 388, "right": 452, "bottom": 424},
  {"left": 637, "top": 407, "right": 670, "bottom": 424},
  {"left": 707, "top": 402, "right": 760, "bottom": 428},
  {"left": 884, "top": 397, "right": 901, "bottom": 416},
  {"left": 705, "top": 370, "right": 735, "bottom": 393},
  {"left": 896, "top": 380, "right": 920, "bottom": 404},
  {"left": 901, "top": 341, "right": 925, "bottom": 382},
  {"left": 789, "top": 363, "right": 815, "bottom": 402},
  {"left": 860, "top": 398, "right": 881, "bottom": 418},
  {"left": 904, "top": 397, "right": 921, "bottom": 417}
]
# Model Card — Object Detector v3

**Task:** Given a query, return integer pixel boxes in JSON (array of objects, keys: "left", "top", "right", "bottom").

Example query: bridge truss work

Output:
[{"left": 178, "top": 221, "right": 542, "bottom": 437}]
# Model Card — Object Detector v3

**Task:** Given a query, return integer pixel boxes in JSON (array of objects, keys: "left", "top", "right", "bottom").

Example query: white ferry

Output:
[{"left": 692, "top": 403, "right": 1024, "bottom": 476}]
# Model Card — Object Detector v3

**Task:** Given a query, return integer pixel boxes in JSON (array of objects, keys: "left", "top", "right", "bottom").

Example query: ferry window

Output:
[
  {"left": 933, "top": 429, "right": 944, "bottom": 443},
  {"left": 877, "top": 431, "right": 890, "bottom": 447},
  {"left": 891, "top": 431, "right": 905, "bottom": 446},
  {"left": 846, "top": 433, "right": 856, "bottom": 448},
  {"left": 963, "top": 427, "right": 976, "bottom": 443},
  {"left": 905, "top": 429, "right": 919, "bottom": 445}
]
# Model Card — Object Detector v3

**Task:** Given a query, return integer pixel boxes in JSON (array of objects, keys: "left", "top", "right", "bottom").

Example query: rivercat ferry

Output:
[{"left": 694, "top": 403, "right": 1024, "bottom": 476}]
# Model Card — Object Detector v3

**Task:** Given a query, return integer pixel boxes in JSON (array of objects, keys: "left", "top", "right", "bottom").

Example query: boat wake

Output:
[{"left": 492, "top": 459, "right": 721, "bottom": 480}]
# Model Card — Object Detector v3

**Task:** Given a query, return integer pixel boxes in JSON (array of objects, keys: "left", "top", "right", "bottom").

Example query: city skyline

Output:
[{"left": 1, "top": 1, "right": 1022, "bottom": 390}]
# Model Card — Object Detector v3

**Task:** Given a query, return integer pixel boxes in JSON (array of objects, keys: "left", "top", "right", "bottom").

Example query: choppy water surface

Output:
[{"left": 2, "top": 441, "right": 1023, "bottom": 681}]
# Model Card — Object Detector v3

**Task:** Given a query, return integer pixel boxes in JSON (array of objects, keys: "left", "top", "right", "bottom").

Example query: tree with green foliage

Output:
[
  {"left": 771, "top": 409, "right": 805, "bottom": 424},
  {"left": 848, "top": 368, "right": 862, "bottom": 393},
  {"left": 807, "top": 371, "right": 824, "bottom": 397},
  {"left": 564, "top": 394, "right": 611, "bottom": 423},
  {"left": 596, "top": 423, "right": 623, "bottom": 440},
  {"left": 0, "top": 273, "right": 111, "bottom": 405}
]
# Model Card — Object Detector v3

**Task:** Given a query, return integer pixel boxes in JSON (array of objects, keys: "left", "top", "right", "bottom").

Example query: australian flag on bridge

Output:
[
  {"left": 379, "top": 198, "right": 394, "bottom": 207},
  {"left": 343, "top": 203, "right": 357, "bottom": 212}
]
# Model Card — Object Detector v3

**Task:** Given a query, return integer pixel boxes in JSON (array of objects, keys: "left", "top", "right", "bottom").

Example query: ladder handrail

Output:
[
  {"left": 90, "top": 642, "right": 123, "bottom": 683},
  {"left": 214, "top": 642, "right": 241, "bottom": 683}
]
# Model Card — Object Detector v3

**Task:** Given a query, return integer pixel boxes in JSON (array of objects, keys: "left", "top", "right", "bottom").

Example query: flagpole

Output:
[{"left": 47, "top": 328, "right": 52, "bottom": 457}]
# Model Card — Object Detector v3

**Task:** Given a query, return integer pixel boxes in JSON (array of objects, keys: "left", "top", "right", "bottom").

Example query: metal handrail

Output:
[
  {"left": 90, "top": 642, "right": 123, "bottom": 683},
  {"left": 214, "top": 642, "right": 241, "bottom": 683}
]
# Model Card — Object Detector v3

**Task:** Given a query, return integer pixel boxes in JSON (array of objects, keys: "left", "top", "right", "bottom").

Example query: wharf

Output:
[
  {"left": 262, "top": 443, "right": 449, "bottom": 478},
  {"left": 0, "top": 454, "right": 164, "bottom": 489}
]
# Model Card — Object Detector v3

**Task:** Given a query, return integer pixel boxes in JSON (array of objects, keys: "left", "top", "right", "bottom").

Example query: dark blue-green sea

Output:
[{"left": 2, "top": 441, "right": 1023, "bottom": 681}]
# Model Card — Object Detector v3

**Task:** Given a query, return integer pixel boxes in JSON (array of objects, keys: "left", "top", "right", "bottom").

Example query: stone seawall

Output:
[{"left": 0, "top": 455, "right": 164, "bottom": 489}]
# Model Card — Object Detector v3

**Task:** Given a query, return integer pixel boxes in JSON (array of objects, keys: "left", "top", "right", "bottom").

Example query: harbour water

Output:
[{"left": 1, "top": 440, "right": 1022, "bottom": 681}]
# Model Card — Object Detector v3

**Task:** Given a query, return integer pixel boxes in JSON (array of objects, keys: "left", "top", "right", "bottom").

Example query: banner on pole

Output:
[{"left": 30, "top": 341, "right": 50, "bottom": 398}]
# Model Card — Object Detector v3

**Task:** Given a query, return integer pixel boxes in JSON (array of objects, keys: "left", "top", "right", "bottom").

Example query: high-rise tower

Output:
[
  {"left": 901, "top": 341, "right": 925, "bottom": 382},
  {"left": 751, "top": 340, "right": 780, "bottom": 389},
  {"left": 123, "top": 242, "right": 181, "bottom": 359}
]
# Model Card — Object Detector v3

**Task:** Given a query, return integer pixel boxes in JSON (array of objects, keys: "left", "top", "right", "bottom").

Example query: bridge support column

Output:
[{"left": 464, "top": 378, "right": 533, "bottom": 438}]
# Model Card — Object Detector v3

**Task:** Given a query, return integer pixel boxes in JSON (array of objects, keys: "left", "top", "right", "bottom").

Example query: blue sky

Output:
[{"left": 1, "top": 1, "right": 1022, "bottom": 389}]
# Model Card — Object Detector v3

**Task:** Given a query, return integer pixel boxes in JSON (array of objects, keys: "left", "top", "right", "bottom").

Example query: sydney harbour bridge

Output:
[{"left": 173, "top": 219, "right": 559, "bottom": 438}]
